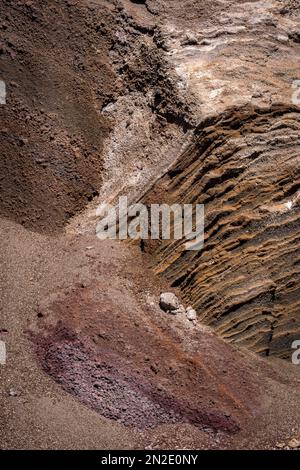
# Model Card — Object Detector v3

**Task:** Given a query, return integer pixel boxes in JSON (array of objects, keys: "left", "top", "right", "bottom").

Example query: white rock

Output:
[
  {"left": 174, "top": 304, "right": 186, "bottom": 315},
  {"left": 186, "top": 306, "right": 197, "bottom": 321},
  {"left": 159, "top": 292, "right": 179, "bottom": 313},
  {"left": 277, "top": 34, "right": 289, "bottom": 43}
]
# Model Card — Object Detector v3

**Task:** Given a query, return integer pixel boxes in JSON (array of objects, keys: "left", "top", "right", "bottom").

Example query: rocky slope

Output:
[
  {"left": 0, "top": 0, "right": 117, "bottom": 232},
  {"left": 1, "top": 0, "right": 300, "bottom": 451}
]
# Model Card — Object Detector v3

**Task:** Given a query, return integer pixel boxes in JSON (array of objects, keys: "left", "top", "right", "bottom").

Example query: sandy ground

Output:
[
  {"left": 0, "top": 218, "right": 139, "bottom": 449},
  {"left": 1, "top": 216, "right": 300, "bottom": 450}
]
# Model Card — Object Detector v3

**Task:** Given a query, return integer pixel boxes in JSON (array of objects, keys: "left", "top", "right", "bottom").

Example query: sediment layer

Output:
[{"left": 142, "top": 104, "right": 300, "bottom": 357}]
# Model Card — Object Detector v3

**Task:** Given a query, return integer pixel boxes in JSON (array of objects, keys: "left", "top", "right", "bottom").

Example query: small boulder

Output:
[
  {"left": 186, "top": 306, "right": 197, "bottom": 321},
  {"left": 159, "top": 292, "right": 179, "bottom": 313}
]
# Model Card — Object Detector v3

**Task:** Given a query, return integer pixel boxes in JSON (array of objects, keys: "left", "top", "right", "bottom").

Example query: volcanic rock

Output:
[
  {"left": 159, "top": 292, "right": 179, "bottom": 313},
  {"left": 186, "top": 307, "right": 197, "bottom": 321}
]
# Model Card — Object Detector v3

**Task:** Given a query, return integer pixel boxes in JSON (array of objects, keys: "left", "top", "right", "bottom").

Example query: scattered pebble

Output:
[
  {"left": 186, "top": 306, "right": 197, "bottom": 321},
  {"left": 277, "top": 34, "right": 289, "bottom": 43},
  {"left": 288, "top": 438, "right": 300, "bottom": 449}
]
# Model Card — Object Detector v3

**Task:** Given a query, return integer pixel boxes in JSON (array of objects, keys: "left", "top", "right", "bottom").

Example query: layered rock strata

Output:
[{"left": 142, "top": 104, "right": 300, "bottom": 357}]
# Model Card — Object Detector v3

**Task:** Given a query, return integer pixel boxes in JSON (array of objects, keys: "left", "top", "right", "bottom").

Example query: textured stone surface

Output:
[
  {"left": 186, "top": 307, "right": 197, "bottom": 321},
  {"left": 143, "top": 104, "right": 300, "bottom": 358},
  {"left": 159, "top": 292, "right": 180, "bottom": 312},
  {"left": 131, "top": 0, "right": 300, "bottom": 360}
]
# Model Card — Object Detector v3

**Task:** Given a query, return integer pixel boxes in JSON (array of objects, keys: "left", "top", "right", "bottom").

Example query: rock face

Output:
[
  {"left": 0, "top": 0, "right": 188, "bottom": 234},
  {"left": 143, "top": 104, "right": 300, "bottom": 358},
  {"left": 133, "top": 0, "right": 300, "bottom": 359}
]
